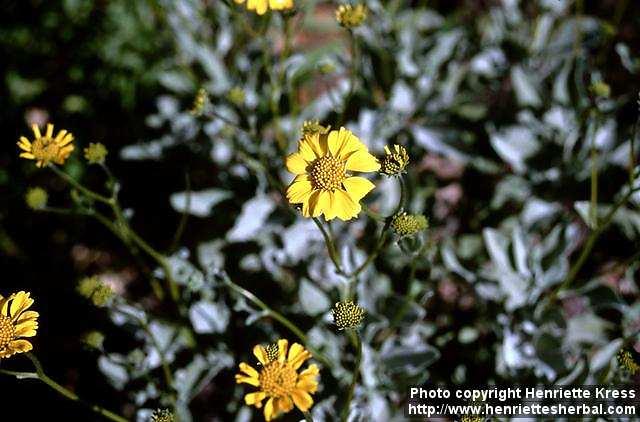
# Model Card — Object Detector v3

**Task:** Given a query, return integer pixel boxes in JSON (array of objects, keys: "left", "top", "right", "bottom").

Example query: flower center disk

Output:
[
  {"left": 259, "top": 362, "right": 297, "bottom": 397},
  {"left": 0, "top": 315, "right": 14, "bottom": 349},
  {"left": 310, "top": 155, "right": 345, "bottom": 191},
  {"left": 31, "top": 137, "right": 61, "bottom": 162}
]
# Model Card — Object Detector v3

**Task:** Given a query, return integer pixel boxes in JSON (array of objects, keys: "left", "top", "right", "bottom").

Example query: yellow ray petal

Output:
[
  {"left": 342, "top": 176, "right": 375, "bottom": 201},
  {"left": 238, "top": 362, "right": 259, "bottom": 378},
  {"left": 45, "top": 123, "right": 54, "bottom": 138},
  {"left": 244, "top": 391, "right": 266, "bottom": 407},
  {"left": 277, "top": 339, "right": 289, "bottom": 362},
  {"left": 286, "top": 153, "right": 310, "bottom": 175},
  {"left": 31, "top": 124, "right": 41, "bottom": 139},
  {"left": 264, "top": 397, "right": 276, "bottom": 421},
  {"left": 291, "top": 389, "right": 314, "bottom": 412},
  {"left": 19, "top": 152, "right": 36, "bottom": 159},
  {"left": 345, "top": 149, "right": 380, "bottom": 172},
  {"left": 287, "top": 343, "right": 311, "bottom": 369},
  {"left": 235, "top": 374, "right": 260, "bottom": 386},
  {"left": 253, "top": 344, "right": 269, "bottom": 365},
  {"left": 9, "top": 291, "right": 33, "bottom": 321},
  {"left": 8, "top": 339, "right": 33, "bottom": 354},
  {"left": 286, "top": 180, "right": 314, "bottom": 204},
  {"left": 333, "top": 189, "right": 361, "bottom": 221}
]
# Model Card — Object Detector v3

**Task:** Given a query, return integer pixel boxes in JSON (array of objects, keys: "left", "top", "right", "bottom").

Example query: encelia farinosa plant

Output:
[{"left": 4, "top": 0, "right": 640, "bottom": 421}]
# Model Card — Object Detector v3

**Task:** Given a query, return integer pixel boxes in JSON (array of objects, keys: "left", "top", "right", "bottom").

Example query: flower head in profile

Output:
[
  {"left": 236, "top": 339, "right": 319, "bottom": 421},
  {"left": 286, "top": 127, "right": 379, "bottom": 221},
  {"left": 17, "top": 123, "right": 74, "bottom": 167},
  {"left": 380, "top": 144, "right": 409, "bottom": 176},
  {"left": 390, "top": 212, "right": 428, "bottom": 236},
  {"left": 234, "top": 0, "right": 293, "bottom": 15},
  {"left": 336, "top": 4, "right": 367, "bottom": 28},
  {"left": 617, "top": 349, "right": 640, "bottom": 375},
  {"left": 0, "top": 291, "right": 39, "bottom": 359}
]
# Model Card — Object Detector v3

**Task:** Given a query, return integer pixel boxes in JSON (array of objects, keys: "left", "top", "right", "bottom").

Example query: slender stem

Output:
[
  {"left": 590, "top": 146, "right": 598, "bottom": 228},
  {"left": 550, "top": 185, "right": 640, "bottom": 300},
  {"left": 312, "top": 217, "right": 346, "bottom": 276},
  {"left": 49, "top": 165, "right": 112, "bottom": 204},
  {"left": 302, "top": 410, "right": 315, "bottom": 422},
  {"left": 341, "top": 331, "right": 362, "bottom": 422},
  {"left": 222, "top": 275, "right": 333, "bottom": 369},
  {"left": 170, "top": 172, "right": 191, "bottom": 253},
  {"left": 339, "top": 29, "right": 359, "bottom": 126},
  {"left": 12, "top": 353, "right": 129, "bottom": 422}
]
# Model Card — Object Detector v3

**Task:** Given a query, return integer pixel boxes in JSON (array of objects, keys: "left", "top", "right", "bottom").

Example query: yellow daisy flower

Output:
[
  {"left": 285, "top": 127, "right": 380, "bottom": 221},
  {"left": 234, "top": 0, "right": 293, "bottom": 15},
  {"left": 0, "top": 291, "right": 39, "bottom": 359},
  {"left": 17, "top": 123, "right": 74, "bottom": 167},
  {"left": 235, "top": 339, "right": 319, "bottom": 421}
]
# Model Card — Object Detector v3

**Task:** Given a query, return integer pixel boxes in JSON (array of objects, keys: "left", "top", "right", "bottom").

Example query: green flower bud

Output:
[
  {"left": 84, "top": 142, "right": 108, "bottom": 165},
  {"left": 25, "top": 187, "right": 48, "bottom": 210}
]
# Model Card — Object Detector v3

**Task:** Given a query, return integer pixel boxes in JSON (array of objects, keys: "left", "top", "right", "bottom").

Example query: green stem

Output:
[
  {"left": 302, "top": 411, "right": 315, "bottom": 422},
  {"left": 50, "top": 165, "right": 112, "bottom": 204},
  {"left": 339, "top": 29, "right": 359, "bottom": 126},
  {"left": 14, "top": 353, "right": 128, "bottom": 422},
  {"left": 222, "top": 275, "right": 334, "bottom": 369},
  {"left": 550, "top": 185, "right": 640, "bottom": 300},
  {"left": 341, "top": 331, "right": 362, "bottom": 422},
  {"left": 312, "top": 217, "right": 346, "bottom": 276}
]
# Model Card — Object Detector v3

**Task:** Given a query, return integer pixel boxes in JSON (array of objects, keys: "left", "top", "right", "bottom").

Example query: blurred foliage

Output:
[{"left": 2, "top": 0, "right": 640, "bottom": 421}]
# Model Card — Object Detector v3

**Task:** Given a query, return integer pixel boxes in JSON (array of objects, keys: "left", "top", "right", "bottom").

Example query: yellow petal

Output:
[
  {"left": 299, "top": 139, "right": 318, "bottom": 162},
  {"left": 305, "top": 191, "right": 321, "bottom": 218},
  {"left": 235, "top": 374, "right": 260, "bottom": 386},
  {"left": 58, "top": 134, "right": 74, "bottom": 147},
  {"left": 287, "top": 343, "right": 311, "bottom": 369},
  {"left": 0, "top": 294, "right": 13, "bottom": 315},
  {"left": 309, "top": 190, "right": 330, "bottom": 218},
  {"left": 342, "top": 176, "right": 375, "bottom": 201},
  {"left": 286, "top": 153, "right": 310, "bottom": 175},
  {"left": 19, "top": 153, "right": 35, "bottom": 159},
  {"left": 333, "top": 189, "right": 361, "bottom": 221},
  {"left": 8, "top": 339, "right": 33, "bottom": 354},
  {"left": 328, "top": 127, "right": 364, "bottom": 160},
  {"left": 264, "top": 397, "right": 276, "bottom": 421},
  {"left": 286, "top": 180, "right": 314, "bottom": 204},
  {"left": 253, "top": 344, "right": 269, "bottom": 365},
  {"left": 9, "top": 291, "right": 33, "bottom": 321},
  {"left": 291, "top": 389, "right": 314, "bottom": 412},
  {"left": 277, "top": 339, "right": 289, "bottom": 362},
  {"left": 302, "top": 133, "right": 326, "bottom": 159},
  {"left": 234, "top": 0, "right": 245, "bottom": 3},
  {"left": 45, "top": 123, "right": 54, "bottom": 138},
  {"left": 31, "top": 124, "right": 41, "bottom": 139},
  {"left": 14, "top": 324, "right": 37, "bottom": 338},
  {"left": 322, "top": 191, "right": 339, "bottom": 221},
  {"left": 245, "top": 391, "right": 266, "bottom": 407},
  {"left": 345, "top": 149, "right": 380, "bottom": 172},
  {"left": 238, "top": 362, "right": 259, "bottom": 378}
]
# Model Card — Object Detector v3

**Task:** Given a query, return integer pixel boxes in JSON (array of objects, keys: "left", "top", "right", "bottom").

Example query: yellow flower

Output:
[
  {"left": 285, "top": 127, "right": 379, "bottom": 221},
  {"left": 235, "top": 339, "right": 319, "bottom": 421},
  {"left": 234, "top": 0, "right": 293, "bottom": 15},
  {"left": 0, "top": 291, "right": 39, "bottom": 359},
  {"left": 17, "top": 123, "right": 74, "bottom": 167},
  {"left": 25, "top": 187, "right": 48, "bottom": 210}
]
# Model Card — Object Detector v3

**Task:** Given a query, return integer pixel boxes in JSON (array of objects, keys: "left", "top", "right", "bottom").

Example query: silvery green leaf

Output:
[
  {"left": 441, "top": 242, "right": 476, "bottom": 282},
  {"left": 564, "top": 313, "right": 611, "bottom": 347},
  {"left": 189, "top": 300, "right": 230, "bottom": 333},
  {"left": 488, "top": 125, "right": 539, "bottom": 173},
  {"left": 167, "top": 256, "right": 205, "bottom": 286},
  {"left": 98, "top": 355, "right": 129, "bottom": 390},
  {"left": 458, "top": 327, "right": 479, "bottom": 344},
  {"left": 170, "top": 189, "right": 232, "bottom": 217},
  {"left": 197, "top": 239, "right": 225, "bottom": 273},
  {"left": 389, "top": 81, "right": 414, "bottom": 114},
  {"left": 511, "top": 66, "right": 542, "bottom": 108},
  {"left": 158, "top": 70, "right": 194, "bottom": 93},
  {"left": 299, "top": 279, "right": 330, "bottom": 316},
  {"left": 381, "top": 344, "right": 440, "bottom": 374},
  {"left": 226, "top": 195, "right": 276, "bottom": 242},
  {"left": 590, "top": 338, "right": 623, "bottom": 373}
]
